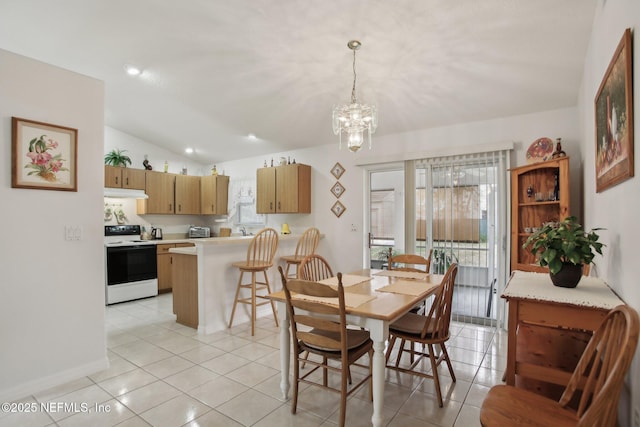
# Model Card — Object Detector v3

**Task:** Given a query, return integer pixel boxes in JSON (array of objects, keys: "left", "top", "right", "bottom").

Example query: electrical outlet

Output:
[
  {"left": 64, "top": 225, "right": 82, "bottom": 241},
  {"left": 351, "top": 223, "right": 357, "bottom": 232}
]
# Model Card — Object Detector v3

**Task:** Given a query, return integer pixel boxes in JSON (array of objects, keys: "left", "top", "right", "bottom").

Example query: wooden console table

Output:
[{"left": 502, "top": 271, "right": 624, "bottom": 399}]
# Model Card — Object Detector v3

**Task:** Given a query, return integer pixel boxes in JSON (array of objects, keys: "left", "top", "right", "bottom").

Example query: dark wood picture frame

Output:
[
  {"left": 594, "top": 28, "right": 634, "bottom": 193},
  {"left": 12, "top": 117, "right": 78, "bottom": 191}
]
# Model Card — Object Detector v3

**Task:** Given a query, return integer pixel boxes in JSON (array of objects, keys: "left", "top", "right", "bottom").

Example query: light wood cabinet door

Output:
[
  {"left": 175, "top": 175, "right": 201, "bottom": 214},
  {"left": 145, "top": 171, "right": 175, "bottom": 214},
  {"left": 122, "top": 168, "right": 146, "bottom": 190},
  {"left": 156, "top": 244, "right": 175, "bottom": 293},
  {"left": 104, "top": 165, "right": 122, "bottom": 188},
  {"left": 171, "top": 253, "right": 198, "bottom": 328},
  {"left": 510, "top": 157, "right": 570, "bottom": 273},
  {"left": 200, "top": 175, "right": 230, "bottom": 215},
  {"left": 256, "top": 167, "right": 277, "bottom": 213},
  {"left": 276, "top": 164, "right": 311, "bottom": 213},
  {"left": 256, "top": 164, "right": 311, "bottom": 214}
]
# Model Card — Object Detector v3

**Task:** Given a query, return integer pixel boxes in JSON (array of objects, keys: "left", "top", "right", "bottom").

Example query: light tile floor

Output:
[{"left": 1, "top": 293, "right": 507, "bottom": 427}]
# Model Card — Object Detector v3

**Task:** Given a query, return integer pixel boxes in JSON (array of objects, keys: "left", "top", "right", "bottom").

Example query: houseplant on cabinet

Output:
[
  {"left": 104, "top": 149, "right": 132, "bottom": 167},
  {"left": 522, "top": 216, "right": 604, "bottom": 288}
]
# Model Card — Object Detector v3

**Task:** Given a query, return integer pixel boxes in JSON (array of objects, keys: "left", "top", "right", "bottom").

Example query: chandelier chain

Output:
[{"left": 351, "top": 48, "right": 357, "bottom": 104}]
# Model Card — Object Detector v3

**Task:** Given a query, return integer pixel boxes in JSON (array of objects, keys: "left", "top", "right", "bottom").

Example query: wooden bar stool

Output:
[
  {"left": 280, "top": 227, "right": 320, "bottom": 278},
  {"left": 228, "top": 228, "right": 279, "bottom": 335}
]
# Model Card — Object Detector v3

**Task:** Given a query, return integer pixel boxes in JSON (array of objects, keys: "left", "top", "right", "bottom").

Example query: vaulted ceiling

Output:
[{"left": 0, "top": 0, "right": 596, "bottom": 163}]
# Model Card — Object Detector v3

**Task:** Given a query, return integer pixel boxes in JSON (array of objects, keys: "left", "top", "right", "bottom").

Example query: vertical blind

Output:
[{"left": 415, "top": 150, "right": 510, "bottom": 328}]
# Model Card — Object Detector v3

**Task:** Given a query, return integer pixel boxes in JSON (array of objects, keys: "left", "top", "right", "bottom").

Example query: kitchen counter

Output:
[
  {"left": 185, "top": 233, "right": 318, "bottom": 334},
  {"left": 168, "top": 246, "right": 197, "bottom": 255}
]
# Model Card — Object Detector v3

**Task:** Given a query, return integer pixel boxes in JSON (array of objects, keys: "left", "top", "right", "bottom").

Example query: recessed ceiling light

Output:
[
  {"left": 124, "top": 64, "right": 142, "bottom": 76},
  {"left": 248, "top": 133, "right": 257, "bottom": 140},
  {"left": 185, "top": 147, "right": 194, "bottom": 154}
]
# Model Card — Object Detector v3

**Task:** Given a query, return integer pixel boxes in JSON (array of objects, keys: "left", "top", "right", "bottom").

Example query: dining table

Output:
[{"left": 266, "top": 268, "right": 443, "bottom": 427}]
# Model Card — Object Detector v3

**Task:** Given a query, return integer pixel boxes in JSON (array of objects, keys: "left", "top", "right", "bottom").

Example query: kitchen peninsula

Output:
[{"left": 169, "top": 233, "right": 307, "bottom": 333}]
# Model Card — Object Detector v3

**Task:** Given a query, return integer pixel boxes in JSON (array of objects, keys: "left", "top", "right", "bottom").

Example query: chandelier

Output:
[{"left": 332, "top": 40, "right": 378, "bottom": 152}]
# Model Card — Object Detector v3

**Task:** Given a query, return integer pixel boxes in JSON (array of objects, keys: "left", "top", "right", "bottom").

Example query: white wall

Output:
[
  {"left": 0, "top": 49, "right": 107, "bottom": 401},
  {"left": 578, "top": 0, "right": 640, "bottom": 422},
  {"left": 209, "top": 107, "right": 582, "bottom": 277}
]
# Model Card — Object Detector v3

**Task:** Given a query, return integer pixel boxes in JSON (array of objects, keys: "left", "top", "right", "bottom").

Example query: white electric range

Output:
[{"left": 104, "top": 225, "right": 158, "bottom": 304}]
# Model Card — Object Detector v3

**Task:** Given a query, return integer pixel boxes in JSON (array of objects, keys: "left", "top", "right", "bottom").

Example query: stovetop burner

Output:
[{"left": 104, "top": 225, "right": 155, "bottom": 246}]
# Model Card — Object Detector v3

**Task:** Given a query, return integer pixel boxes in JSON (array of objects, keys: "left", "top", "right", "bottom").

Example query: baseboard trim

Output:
[{"left": 0, "top": 356, "right": 109, "bottom": 403}]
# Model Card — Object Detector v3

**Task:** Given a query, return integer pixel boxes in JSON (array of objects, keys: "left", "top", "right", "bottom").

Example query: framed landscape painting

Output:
[
  {"left": 12, "top": 117, "right": 78, "bottom": 191},
  {"left": 594, "top": 28, "right": 634, "bottom": 193}
]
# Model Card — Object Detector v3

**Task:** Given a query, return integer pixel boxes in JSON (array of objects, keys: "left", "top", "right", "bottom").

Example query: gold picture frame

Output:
[
  {"left": 331, "top": 162, "right": 345, "bottom": 179},
  {"left": 330, "top": 181, "right": 346, "bottom": 198},
  {"left": 12, "top": 117, "right": 78, "bottom": 191},
  {"left": 594, "top": 28, "right": 634, "bottom": 193},
  {"left": 331, "top": 201, "right": 346, "bottom": 218}
]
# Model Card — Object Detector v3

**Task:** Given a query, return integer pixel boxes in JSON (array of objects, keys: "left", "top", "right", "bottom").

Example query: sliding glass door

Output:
[
  {"left": 416, "top": 152, "right": 508, "bottom": 326},
  {"left": 368, "top": 169, "right": 404, "bottom": 269},
  {"left": 366, "top": 152, "right": 508, "bottom": 327}
]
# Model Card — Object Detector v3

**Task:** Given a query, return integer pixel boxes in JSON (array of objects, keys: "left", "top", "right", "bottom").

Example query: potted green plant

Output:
[
  {"left": 104, "top": 149, "right": 132, "bottom": 167},
  {"left": 522, "top": 216, "right": 604, "bottom": 288}
]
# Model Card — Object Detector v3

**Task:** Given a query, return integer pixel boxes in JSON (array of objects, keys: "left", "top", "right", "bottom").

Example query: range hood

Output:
[{"left": 103, "top": 188, "right": 149, "bottom": 199}]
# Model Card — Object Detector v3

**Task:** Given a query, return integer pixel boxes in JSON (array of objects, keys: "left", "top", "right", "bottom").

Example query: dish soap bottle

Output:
[{"left": 163, "top": 160, "right": 169, "bottom": 173}]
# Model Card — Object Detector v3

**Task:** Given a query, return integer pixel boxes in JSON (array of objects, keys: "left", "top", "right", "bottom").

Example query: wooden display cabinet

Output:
[
  {"left": 510, "top": 157, "right": 570, "bottom": 273},
  {"left": 256, "top": 163, "right": 311, "bottom": 214}
]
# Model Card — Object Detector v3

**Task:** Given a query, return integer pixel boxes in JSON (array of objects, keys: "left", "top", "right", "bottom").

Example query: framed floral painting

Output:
[
  {"left": 594, "top": 28, "right": 634, "bottom": 192},
  {"left": 12, "top": 117, "right": 77, "bottom": 191}
]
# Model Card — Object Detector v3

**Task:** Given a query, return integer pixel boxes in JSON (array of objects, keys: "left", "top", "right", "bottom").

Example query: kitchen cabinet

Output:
[
  {"left": 157, "top": 242, "right": 194, "bottom": 294},
  {"left": 175, "top": 175, "right": 201, "bottom": 214},
  {"left": 104, "top": 165, "right": 146, "bottom": 189},
  {"left": 137, "top": 171, "right": 201, "bottom": 215},
  {"left": 510, "top": 157, "right": 570, "bottom": 273},
  {"left": 256, "top": 163, "right": 311, "bottom": 213},
  {"left": 140, "top": 171, "right": 175, "bottom": 214},
  {"left": 200, "top": 175, "right": 229, "bottom": 215},
  {"left": 171, "top": 251, "right": 198, "bottom": 328}
]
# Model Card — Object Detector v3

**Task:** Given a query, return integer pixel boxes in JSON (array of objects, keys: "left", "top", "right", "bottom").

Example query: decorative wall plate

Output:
[
  {"left": 331, "top": 201, "right": 346, "bottom": 218},
  {"left": 331, "top": 162, "right": 345, "bottom": 179},
  {"left": 526, "top": 137, "right": 554, "bottom": 164},
  {"left": 330, "top": 181, "right": 346, "bottom": 198}
]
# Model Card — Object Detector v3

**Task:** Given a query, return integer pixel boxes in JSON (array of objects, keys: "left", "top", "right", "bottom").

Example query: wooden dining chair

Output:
[
  {"left": 298, "top": 253, "right": 333, "bottom": 282},
  {"left": 280, "top": 227, "right": 320, "bottom": 278},
  {"left": 278, "top": 266, "right": 373, "bottom": 427},
  {"left": 480, "top": 304, "right": 639, "bottom": 427},
  {"left": 388, "top": 247, "right": 432, "bottom": 273},
  {"left": 228, "top": 228, "right": 279, "bottom": 336},
  {"left": 385, "top": 262, "right": 459, "bottom": 407},
  {"left": 297, "top": 254, "right": 335, "bottom": 371}
]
